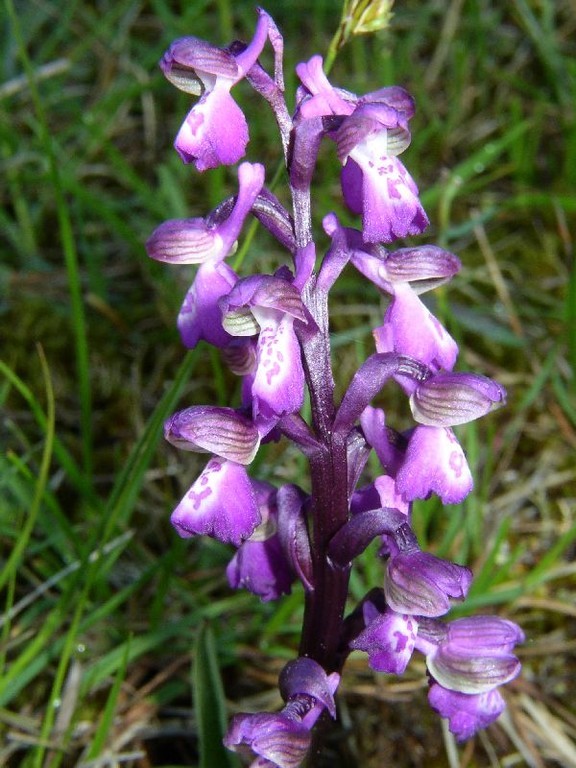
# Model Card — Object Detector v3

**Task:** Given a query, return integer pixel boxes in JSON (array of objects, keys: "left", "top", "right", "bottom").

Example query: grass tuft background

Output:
[{"left": 1, "top": 0, "right": 575, "bottom": 766}]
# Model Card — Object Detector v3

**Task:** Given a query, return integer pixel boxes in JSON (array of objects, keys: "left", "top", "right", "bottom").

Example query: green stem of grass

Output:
[{"left": 0, "top": 348, "right": 55, "bottom": 597}]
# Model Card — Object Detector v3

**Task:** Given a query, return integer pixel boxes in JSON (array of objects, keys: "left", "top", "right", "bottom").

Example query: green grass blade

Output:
[
  {"left": 0, "top": 348, "right": 54, "bottom": 595},
  {"left": 84, "top": 641, "right": 132, "bottom": 761},
  {"left": 194, "top": 623, "right": 240, "bottom": 768},
  {"left": 0, "top": 359, "right": 100, "bottom": 509}
]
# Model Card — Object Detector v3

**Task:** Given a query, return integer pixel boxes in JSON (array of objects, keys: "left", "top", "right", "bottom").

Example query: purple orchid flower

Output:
[
  {"left": 225, "top": 659, "right": 339, "bottom": 768},
  {"left": 420, "top": 615, "right": 525, "bottom": 694},
  {"left": 147, "top": 162, "right": 265, "bottom": 349},
  {"left": 174, "top": 163, "right": 265, "bottom": 348},
  {"left": 296, "top": 57, "right": 427, "bottom": 243},
  {"left": 220, "top": 275, "right": 307, "bottom": 425},
  {"left": 416, "top": 615, "right": 524, "bottom": 739},
  {"left": 161, "top": 11, "right": 270, "bottom": 170}
]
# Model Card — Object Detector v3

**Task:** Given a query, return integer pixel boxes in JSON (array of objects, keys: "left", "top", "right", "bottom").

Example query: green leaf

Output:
[{"left": 194, "top": 623, "right": 239, "bottom": 768}]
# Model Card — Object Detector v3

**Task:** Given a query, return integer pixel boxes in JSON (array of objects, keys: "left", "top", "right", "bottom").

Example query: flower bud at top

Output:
[
  {"left": 410, "top": 371, "right": 507, "bottom": 427},
  {"left": 346, "top": 0, "right": 395, "bottom": 36}
]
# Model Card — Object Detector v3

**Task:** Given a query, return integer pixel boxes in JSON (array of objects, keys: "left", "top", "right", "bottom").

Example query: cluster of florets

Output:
[{"left": 147, "top": 10, "right": 523, "bottom": 766}]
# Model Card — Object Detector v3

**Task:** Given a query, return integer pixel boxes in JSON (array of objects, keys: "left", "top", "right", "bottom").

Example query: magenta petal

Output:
[
  {"left": 251, "top": 309, "right": 305, "bottom": 420},
  {"left": 175, "top": 85, "right": 248, "bottom": 170},
  {"left": 227, "top": 534, "right": 293, "bottom": 602},
  {"left": 342, "top": 156, "right": 429, "bottom": 243},
  {"left": 359, "top": 406, "right": 405, "bottom": 476},
  {"left": 374, "top": 283, "right": 459, "bottom": 377},
  {"left": 177, "top": 261, "right": 237, "bottom": 349},
  {"left": 171, "top": 457, "right": 260, "bottom": 545},
  {"left": 396, "top": 426, "right": 473, "bottom": 504},
  {"left": 351, "top": 606, "right": 418, "bottom": 674},
  {"left": 428, "top": 683, "right": 506, "bottom": 741},
  {"left": 341, "top": 158, "right": 363, "bottom": 214},
  {"left": 295, "top": 55, "right": 354, "bottom": 118}
]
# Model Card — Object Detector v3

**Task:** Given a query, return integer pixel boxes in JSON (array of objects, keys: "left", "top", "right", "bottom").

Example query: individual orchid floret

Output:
[
  {"left": 410, "top": 371, "right": 507, "bottom": 427},
  {"left": 146, "top": 162, "right": 265, "bottom": 264},
  {"left": 322, "top": 213, "right": 460, "bottom": 295},
  {"left": 161, "top": 12, "right": 269, "bottom": 169},
  {"left": 428, "top": 684, "right": 506, "bottom": 742},
  {"left": 374, "top": 283, "right": 459, "bottom": 389},
  {"left": 385, "top": 524, "right": 472, "bottom": 617},
  {"left": 225, "top": 659, "right": 339, "bottom": 768},
  {"left": 224, "top": 710, "right": 311, "bottom": 768},
  {"left": 423, "top": 616, "right": 523, "bottom": 740},
  {"left": 332, "top": 94, "right": 427, "bottom": 243},
  {"left": 221, "top": 275, "right": 308, "bottom": 422},
  {"left": 164, "top": 405, "right": 260, "bottom": 464},
  {"left": 296, "top": 58, "right": 426, "bottom": 243},
  {"left": 227, "top": 481, "right": 295, "bottom": 601},
  {"left": 170, "top": 456, "right": 260, "bottom": 545},
  {"left": 163, "top": 162, "right": 265, "bottom": 349},
  {"left": 350, "top": 601, "right": 418, "bottom": 674},
  {"left": 421, "top": 615, "right": 525, "bottom": 695},
  {"left": 395, "top": 425, "right": 473, "bottom": 504}
]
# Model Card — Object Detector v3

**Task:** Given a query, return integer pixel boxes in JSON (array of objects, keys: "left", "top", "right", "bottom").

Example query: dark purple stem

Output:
[{"left": 296, "top": 279, "right": 351, "bottom": 673}]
